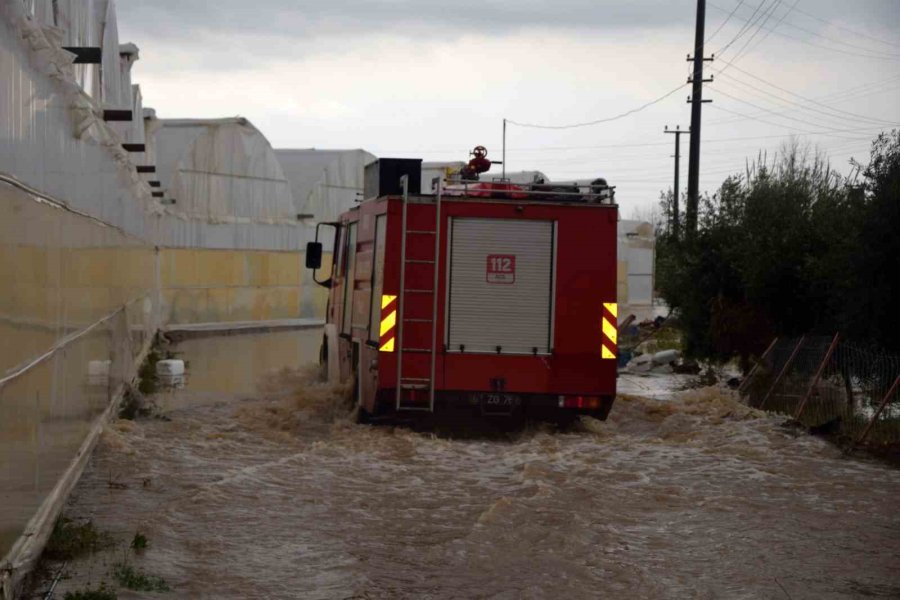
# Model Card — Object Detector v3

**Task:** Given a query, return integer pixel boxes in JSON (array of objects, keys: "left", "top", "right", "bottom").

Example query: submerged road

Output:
[{"left": 45, "top": 330, "right": 900, "bottom": 599}]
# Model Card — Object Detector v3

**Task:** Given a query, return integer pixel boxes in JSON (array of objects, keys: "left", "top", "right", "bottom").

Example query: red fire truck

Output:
[{"left": 305, "top": 150, "right": 619, "bottom": 422}]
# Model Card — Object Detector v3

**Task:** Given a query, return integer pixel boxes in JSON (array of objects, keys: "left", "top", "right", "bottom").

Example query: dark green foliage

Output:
[
  {"left": 137, "top": 347, "right": 161, "bottom": 396},
  {"left": 118, "top": 387, "right": 148, "bottom": 420},
  {"left": 63, "top": 585, "right": 117, "bottom": 600},
  {"left": 130, "top": 531, "right": 148, "bottom": 552},
  {"left": 122, "top": 333, "right": 170, "bottom": 419},
  {"left": 113, "top": 562, "right": 170, "bottom": 592},
  {"left": 44, "top": 517, "right": 114, "bottom": 561},
  {"left": 844, "top": 131, "right": 900, "bottom": 351},
  {"left": 656, "top": 132, "right": 900, "bottom": 366}
]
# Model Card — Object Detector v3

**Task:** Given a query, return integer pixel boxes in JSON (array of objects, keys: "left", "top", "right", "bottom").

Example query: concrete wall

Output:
[{"left": 160, "top": 248, "right": 328, "bottom": 325}]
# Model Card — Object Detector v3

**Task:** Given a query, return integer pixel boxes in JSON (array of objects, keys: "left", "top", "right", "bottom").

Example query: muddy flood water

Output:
[{"left": 33, "top": 329, "right": 900, "bottom": 599}]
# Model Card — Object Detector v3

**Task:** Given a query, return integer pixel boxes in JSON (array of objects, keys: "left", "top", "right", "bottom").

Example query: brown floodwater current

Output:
[{"left": 43, "top": 330, "right": 900, "bottom": 599}]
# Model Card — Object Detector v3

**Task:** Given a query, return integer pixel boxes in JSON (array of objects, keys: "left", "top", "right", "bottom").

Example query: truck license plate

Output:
[{"left": 477, "top": 393, "right": 520, "bottom": 415}]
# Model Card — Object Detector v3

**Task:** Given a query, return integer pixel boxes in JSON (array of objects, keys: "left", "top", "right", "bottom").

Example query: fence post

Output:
[
  {"left": 843, "top": 370, "right": 855, "bottom": 414},
  {"left": 760, "top": 335, "right": 806, "bottom": 411},
  {"left": 852, "top": 375, "right": 900, "bottom": 450},
  {"left": 794, "top": 333, "right": 840, "bottom": 421},
  {"left": 738, "top": 336, "right": 778, "bottom": 395}
]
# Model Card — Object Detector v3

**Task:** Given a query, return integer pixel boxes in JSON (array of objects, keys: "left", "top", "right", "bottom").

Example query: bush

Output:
[
  {"left": 656, "top": 131, "right": 900, "bottom": 366},
  {"left": 44, "top": 518, "right": 114, "bottom": 561},
  {"left": 113, "top": 562, "right": 170, "bottom": 592}
]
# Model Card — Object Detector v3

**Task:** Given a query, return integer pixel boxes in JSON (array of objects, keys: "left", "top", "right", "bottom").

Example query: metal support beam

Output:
[
  {"left": 853, "top": 376, "right": 900, "bottom": 449},
  {"left": 62, "top": 46, "right": 101, "bottom": 64},
  {"left": 429, "top": 179, "right": 443, "bottom": 412},
  {"left": 760, "top": 336, "right": 805, "bottom": 410},
  {"left": 103, "top": 110, "right": 133, "bottom": 122},
  {"left": 738, "top": 336, "right": 778, "bottom": 395},
  {"left": 794, "top": 333, "right": 840, "bottom": 421},
  {"left": 395, "top": 175, "right": 409, "bottom": 411}
]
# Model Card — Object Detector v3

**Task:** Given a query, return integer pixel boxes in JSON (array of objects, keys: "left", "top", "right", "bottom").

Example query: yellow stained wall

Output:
[
  {"left": 0, "top": 184, "right": 156, "bottom": 560},
  {"left": 160, "top": 248, "right": 332, "bottom": 325}
]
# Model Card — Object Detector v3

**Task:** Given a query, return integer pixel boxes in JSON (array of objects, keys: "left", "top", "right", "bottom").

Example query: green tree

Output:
[
  {"left": 845, "top": 130, "right": 900, "bottom": 352},
  {"left": 654, "top": 134, "right": 899, "bottom": 368}
]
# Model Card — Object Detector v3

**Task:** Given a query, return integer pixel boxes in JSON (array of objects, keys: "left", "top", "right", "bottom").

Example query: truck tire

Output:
[
  {"left": 351, "top": 373, "right": 373, "bottom": 424},
  {"left": 318, "top": 334, "right": 328, "bottom": 381}
]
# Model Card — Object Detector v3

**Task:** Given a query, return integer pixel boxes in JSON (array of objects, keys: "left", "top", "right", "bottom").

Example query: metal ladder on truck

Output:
[{"left": 395, "top": 175, "right": 442, "bottom": 412}]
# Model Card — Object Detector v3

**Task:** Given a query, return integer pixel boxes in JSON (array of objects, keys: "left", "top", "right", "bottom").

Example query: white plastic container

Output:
[
  {"left": 87, "top": 359, "right": 111, "bottom": 386},
  {"left": 156, "top": 359, "right": 185, "bottom": 376},
  {"left": 652, "top": 350, "right": 681, "bottom": 365}
]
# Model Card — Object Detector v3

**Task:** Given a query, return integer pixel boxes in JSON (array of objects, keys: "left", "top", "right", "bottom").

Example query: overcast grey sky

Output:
[{"left": 118, "top": 0, "right": 900, "bottom": 216}]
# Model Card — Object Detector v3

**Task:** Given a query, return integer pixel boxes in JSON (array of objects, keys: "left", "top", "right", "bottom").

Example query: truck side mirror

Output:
[{"left": 305, "top": 242, "right": 323, "bottom": 269}]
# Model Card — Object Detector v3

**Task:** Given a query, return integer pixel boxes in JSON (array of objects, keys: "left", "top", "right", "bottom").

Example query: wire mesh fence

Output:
[{"left": 741, "top": 335, "right": 900, "bottom": 453}]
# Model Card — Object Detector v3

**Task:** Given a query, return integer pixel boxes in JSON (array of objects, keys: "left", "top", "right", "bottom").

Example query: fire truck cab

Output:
[{"left": 306, "top": 155, "right": 619, "bottom": 422}]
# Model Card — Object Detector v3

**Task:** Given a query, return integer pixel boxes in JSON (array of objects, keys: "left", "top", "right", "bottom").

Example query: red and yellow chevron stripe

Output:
[
  {"left": 379, "top": 294, "right": 397, "bottom": 352},
  {"left": 601, "top": 302, "right": 617, "bottom": 360}
]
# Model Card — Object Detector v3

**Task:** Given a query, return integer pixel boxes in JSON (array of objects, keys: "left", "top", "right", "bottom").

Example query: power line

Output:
[
  {"left": 747, "top": 6, "right": 900, "bottom": 57},
  {"left": 707, "top": 97, "right": 888, "bottom": 140},
  {"left": 715, "top": 0, "right": 769, "bottom": 56},
  {"left": 789, "top": 4, "right": 900, "bottom": 50},
  {"left": 729, "top": 0, "right": 800, "bottom": 67},
  {"left": 708, "top": 1, "right": 900, "bottom": 60},
  {"left": 713, "top": 58, "right": 900, "bottom": 125},
  {"left": 370, "top": 126, "right": 886, "bottom": 156},
  {"left": 707, "top": 75, "right": 900, "bottom": 126},
  {"left": 533, "top": 139, "right": 876, "bottom": 172},
  {"left": 705, "top": 0, "right": 746, "bottom": 43},
  {"left": 726, "top": 0, "right": 783, "bottom": 66},
  {"left": 505, "top": 83, "right": 687, "bottom": 129},
  {"left": 712, "top": 87, "right": 880, "bottom": 137},
  {"left": 714, "top": 75, "right": 894, "bottom": 131},
  {"left": 814, "top": 75, "right": 900, "bottom": 104}
]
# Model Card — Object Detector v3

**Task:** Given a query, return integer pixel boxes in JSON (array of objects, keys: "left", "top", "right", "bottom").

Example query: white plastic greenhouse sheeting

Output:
[
  {"left": 276, "top": 148, "right": 375, "bottom": 223},
  {"left": 0, "top": 0, "right": 160, "bottom": 240},
  {"left": 154, "top": 119, "right": 297, "bottom": 225},
  {"left": 58, "top": 0, "right": 96, "bottom": 94},
  {"left": 94, "top": 0, "right": 124, "bottom": 108}
]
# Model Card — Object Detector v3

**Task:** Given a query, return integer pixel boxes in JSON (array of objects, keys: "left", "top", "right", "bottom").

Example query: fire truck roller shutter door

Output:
[{"left": 448, "top": 218, "right": 554, "bottom": 355}]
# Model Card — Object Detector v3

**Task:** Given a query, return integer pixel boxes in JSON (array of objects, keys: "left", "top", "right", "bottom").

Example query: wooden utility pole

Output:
[
  {"left": 686, "top": 0, "right": 713, "bottom": 238},
  {"left": 664, "top": 125, "right": 688, "bottom": 237}
]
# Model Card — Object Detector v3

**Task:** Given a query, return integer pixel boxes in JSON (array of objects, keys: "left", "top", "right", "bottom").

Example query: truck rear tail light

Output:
[{"left": 558, "top": 395, "right": 600, "bottom": 409}]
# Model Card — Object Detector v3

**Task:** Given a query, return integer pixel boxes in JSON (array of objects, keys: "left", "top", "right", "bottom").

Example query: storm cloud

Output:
[
  {"left": 115, "top": 0, "right": 900, "bottom": 212},
  {"left": 118, "top": 0, "right": 899, "bottom": 40}
]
